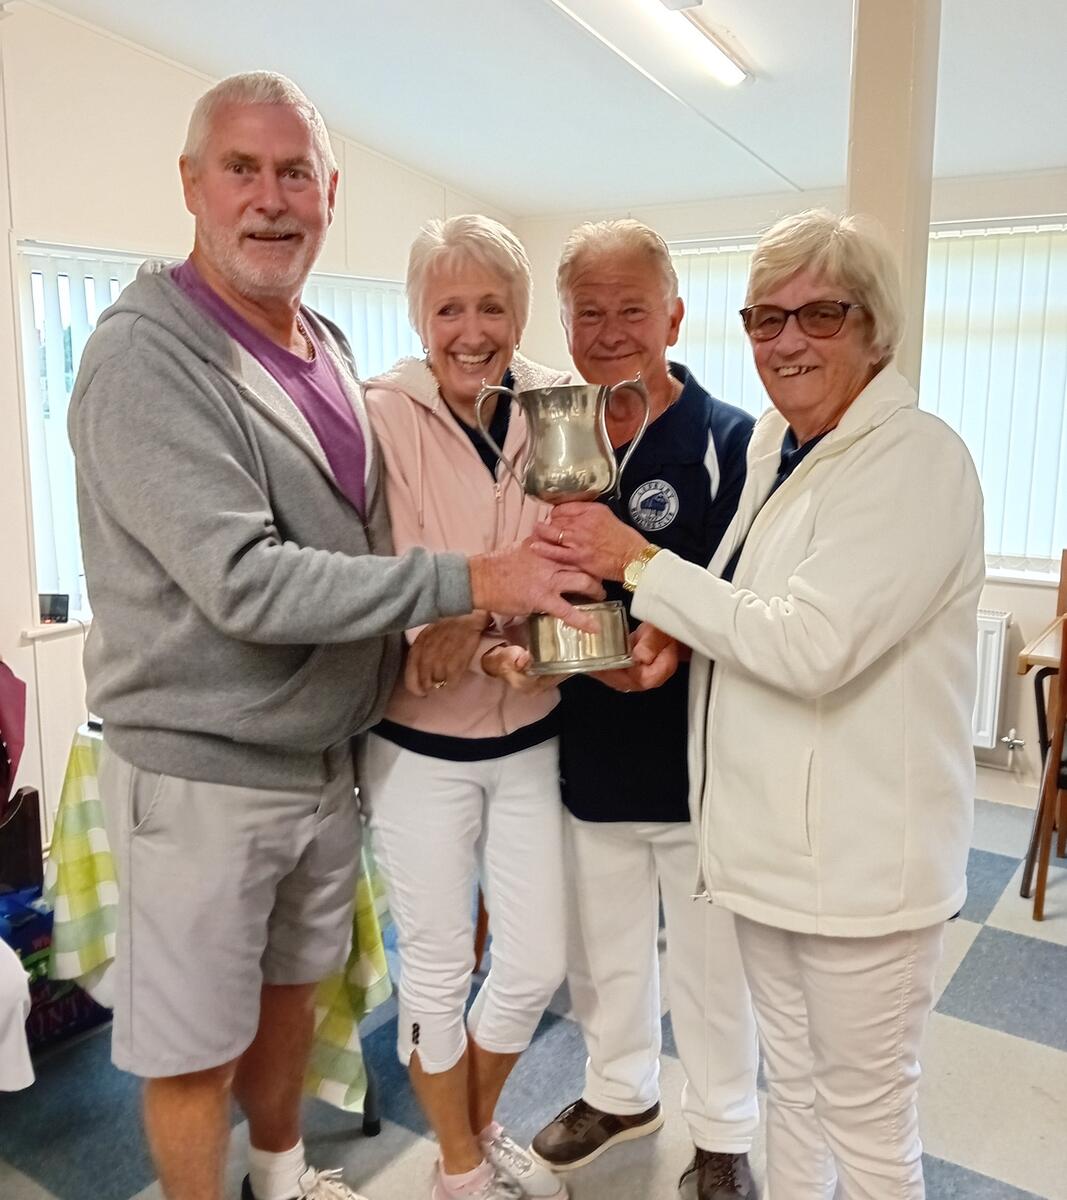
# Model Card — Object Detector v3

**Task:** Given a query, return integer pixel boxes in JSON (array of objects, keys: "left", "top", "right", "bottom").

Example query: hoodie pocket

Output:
[
  {"left": 798, "top": 746, "right": 815, "bottom": 858},
  {"left": 233, "top": 646, "right": 327, "bottom": 725}
]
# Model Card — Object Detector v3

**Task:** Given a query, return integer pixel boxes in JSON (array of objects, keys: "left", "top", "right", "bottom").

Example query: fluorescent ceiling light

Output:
[{"left": 648, "top": 0, "right": 747, "bottom": 86}]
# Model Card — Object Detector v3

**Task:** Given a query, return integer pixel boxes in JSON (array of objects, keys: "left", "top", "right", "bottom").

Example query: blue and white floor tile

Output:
[{"left": 2, "top": 798, "right": 1065, "bottom": 1199}]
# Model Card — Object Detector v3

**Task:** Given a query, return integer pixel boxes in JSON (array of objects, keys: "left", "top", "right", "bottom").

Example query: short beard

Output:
[{"left": 197, "top": 220, "right": 324, "bottom": 302}]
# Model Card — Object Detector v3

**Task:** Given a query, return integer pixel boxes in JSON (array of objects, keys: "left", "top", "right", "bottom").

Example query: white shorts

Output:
[
  {"left": 361, "top": 734, "right": 566, "bottom": 1073},
  {"left": 100, "top": 745, "right": 360, "bottom": 1078}
]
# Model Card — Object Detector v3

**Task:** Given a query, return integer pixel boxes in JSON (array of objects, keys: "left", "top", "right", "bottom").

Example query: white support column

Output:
[{"left": 846, "top": 0, "right": 941, "bottom": 388}]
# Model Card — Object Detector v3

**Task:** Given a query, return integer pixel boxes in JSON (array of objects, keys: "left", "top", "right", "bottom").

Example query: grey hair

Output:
[
  {"left": 556, "top": 218, "right": 679, "bottom": 304},
  {"left": 746, "top": 209, "right": 905, "bottom": 359},
  {"left": 183, "top": 71, "right": 337, "bottom": 180},
  {"left": 406, "top": 214, "right": 532, "bottom": 343}
]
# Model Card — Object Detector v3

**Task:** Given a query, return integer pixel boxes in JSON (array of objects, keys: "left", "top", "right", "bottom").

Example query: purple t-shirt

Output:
[{"left": 172, "top": 260, "right": 366, "bottom": 514}]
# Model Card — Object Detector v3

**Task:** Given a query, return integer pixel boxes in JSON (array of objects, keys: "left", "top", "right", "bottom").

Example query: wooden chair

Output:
[{"left": 1027, "top": 550, "right": 1067, "bottom": 920}]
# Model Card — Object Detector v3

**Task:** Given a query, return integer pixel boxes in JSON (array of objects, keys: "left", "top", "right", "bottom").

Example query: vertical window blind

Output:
[
  {"left": 919, "top": 224, "right": 1067, "bottom": 574},
  {"left": 671, "top": 223, "right": 1067, "bottom": 575},
  {"left": 18, "top": 244, "right": 421, "bottom": 610},
  {"left": 672, "top": 240, "right": 765, "bottom": 419}
]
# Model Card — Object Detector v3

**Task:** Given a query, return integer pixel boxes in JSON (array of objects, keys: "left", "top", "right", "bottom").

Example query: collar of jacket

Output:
[
  {"left": 132, "top": 261, "right": 375, "bottom": 507},
  {"left": 366, "top": 351, "right": 568, "bottom": 413},
  {"left": 746, "top": 362, "right": 916, "bottom": 481},
  {"left": 707, "top": 363, "right": 917, "bottom": 580}
]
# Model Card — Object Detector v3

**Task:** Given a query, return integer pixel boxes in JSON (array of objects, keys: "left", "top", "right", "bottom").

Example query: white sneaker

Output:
[
  {"left": 481, "top": 1124, "right": 568, "bottom": 1199},
  {"left": 431, "top": 1161, "right": 524, "bottom": 1199},
  {"left": 296, "top": 1166, "right": 371, "bottom": 1200}
]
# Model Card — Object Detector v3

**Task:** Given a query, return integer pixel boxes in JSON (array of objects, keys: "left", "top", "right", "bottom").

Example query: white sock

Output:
[
  {"left": 440, "top": 1160, "right": 493, "bottom": 1196},
  {"left": 248, "top": 1139, "right": 308, "bottom": 1200}
]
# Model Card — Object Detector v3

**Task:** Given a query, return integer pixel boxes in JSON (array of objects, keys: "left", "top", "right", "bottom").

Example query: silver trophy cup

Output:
[{"left": 475, "top": 377, "right": 650, "bottom": 675}]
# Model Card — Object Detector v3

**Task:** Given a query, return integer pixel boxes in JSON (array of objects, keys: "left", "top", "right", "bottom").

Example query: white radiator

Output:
[{"left": 972, "top": 609, "right": 1011, "bottom": 749}]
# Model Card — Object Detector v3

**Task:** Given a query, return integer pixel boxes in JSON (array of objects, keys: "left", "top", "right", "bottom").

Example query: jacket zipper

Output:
[{"left": 692, "top": 663, "right": 715, "bottom": 901}]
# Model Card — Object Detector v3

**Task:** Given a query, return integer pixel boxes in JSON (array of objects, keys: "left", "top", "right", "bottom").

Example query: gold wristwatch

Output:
[{"left": 622, "top": 544, "right": 661, "bottom": 593}]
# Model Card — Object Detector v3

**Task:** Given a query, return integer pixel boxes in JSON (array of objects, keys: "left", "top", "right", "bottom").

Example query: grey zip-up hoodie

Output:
[{"left": 68, "top": 261, "right": 472, "bottom": 788}]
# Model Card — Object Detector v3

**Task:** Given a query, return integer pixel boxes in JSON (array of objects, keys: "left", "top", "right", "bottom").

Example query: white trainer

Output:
[
  {"left": 295, "top": 1166, "right": 371, "bottom": 1199},
  {"left": 430, "top": 1161, "right": 524, "bottom": 1199},
  {"left": 481, "top": 1124, "right": 568, "bottom": 1199},
  {"left": 242, "top": 1168, "right": 370, "bottom": 1200}
]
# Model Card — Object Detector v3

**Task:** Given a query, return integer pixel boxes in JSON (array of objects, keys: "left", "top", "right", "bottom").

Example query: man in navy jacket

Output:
[{"left": 531, "top": 221, "right": 760, "bottom": 1200}]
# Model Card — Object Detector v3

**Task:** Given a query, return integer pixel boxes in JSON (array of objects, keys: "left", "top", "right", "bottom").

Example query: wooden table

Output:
[{"left": 1017, "top": 613, "right": 1064, "bottom": 676}]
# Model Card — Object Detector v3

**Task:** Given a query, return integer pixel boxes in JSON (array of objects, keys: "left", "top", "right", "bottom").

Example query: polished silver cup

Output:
[{"left": 475, "top": 377, "right": 650, "bottom": 675}]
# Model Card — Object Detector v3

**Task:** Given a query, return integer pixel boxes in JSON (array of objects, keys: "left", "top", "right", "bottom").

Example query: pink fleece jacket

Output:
[{"left": 364, "top": 353, "right": 571, "bottom": 739}]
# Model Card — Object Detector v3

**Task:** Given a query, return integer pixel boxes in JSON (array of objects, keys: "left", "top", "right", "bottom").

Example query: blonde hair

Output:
[
  {"left": 556, "top": 218, "right": 678, "bottom": 304},
  {"left": 746, "top": 209, "right": 905, "bottom": 359},
  {"left": 406, "top": 214, "right": 532, "bottom": 342},
  {"left": 183, "top": 71, "right": 337, "bottom": 180}
]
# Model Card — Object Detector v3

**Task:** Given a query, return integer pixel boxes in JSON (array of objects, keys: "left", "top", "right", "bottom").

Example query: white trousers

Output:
[
  {"left": 734, "top": 916, "right": 945, "bottom": 1200},
  {"left": 565, "top": 815, "right": 760, "bottom": 1153},
  {"left": 361, "top": 734, "right": 566, "bottom": 1074},
  {"left": 0, "top": 938, "right": 34, "bottom": 1091}
]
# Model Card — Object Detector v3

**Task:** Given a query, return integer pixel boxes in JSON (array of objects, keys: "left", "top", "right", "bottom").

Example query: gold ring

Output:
[
  {"left": 557, "top": 529, "right": 566, "bottom": 546},
  {"left": 432, "top": 679, "right": 446, "bottom": 690}
]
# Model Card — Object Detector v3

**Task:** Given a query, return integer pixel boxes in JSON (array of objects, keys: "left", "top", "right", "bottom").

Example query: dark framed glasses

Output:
[{"left": 739, "top": 300, "right": 865, "bottom": 342}]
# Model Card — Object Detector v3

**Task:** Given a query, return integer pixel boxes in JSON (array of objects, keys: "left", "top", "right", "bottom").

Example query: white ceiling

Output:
[{"left": 42, "top": 0, "right": 1067, "bottom": 217}]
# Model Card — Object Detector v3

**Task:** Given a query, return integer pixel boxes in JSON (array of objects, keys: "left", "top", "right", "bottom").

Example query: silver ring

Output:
[{"left": 432, "top": 680, "right": 446, "bottom": 690}]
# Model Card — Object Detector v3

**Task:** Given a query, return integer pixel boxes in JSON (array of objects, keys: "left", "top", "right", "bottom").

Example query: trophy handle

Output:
[
  {"left": 605, "top": 374, "right": 651, "bottom": 501},
  {"left": 475, "top": 383, "right": 524, "bottom": 492}
]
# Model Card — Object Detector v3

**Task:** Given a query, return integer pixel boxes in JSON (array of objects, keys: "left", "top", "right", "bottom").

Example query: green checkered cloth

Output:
[
  {"left": 42, "top": 733, "right": 117, "bottom": 979},
  {"left": 44, "top": 727, "right": 392, "bottom": 1113}
]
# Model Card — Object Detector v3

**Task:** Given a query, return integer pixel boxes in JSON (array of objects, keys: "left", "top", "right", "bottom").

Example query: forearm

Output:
[{"left": 200, "top": 539, "right": 473, "bottom": 644}]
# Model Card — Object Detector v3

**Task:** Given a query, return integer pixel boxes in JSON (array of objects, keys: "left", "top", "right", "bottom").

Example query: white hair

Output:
[
  {"left": 746, "top": 209, "right": 905, "bottom": 359},
  {"left": 406, "top": 214, "right": 532, "bottom": 343},
  {"left": 556, "top": 218, "right": 679, "bottom": 304},
  {"left": 183, "top": 71, "right": 337, "bottom": 180}
]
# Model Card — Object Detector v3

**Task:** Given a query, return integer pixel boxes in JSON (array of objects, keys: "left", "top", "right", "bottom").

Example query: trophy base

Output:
[{"left": 524, "top": 600, "right": 632, "bottom": 677}]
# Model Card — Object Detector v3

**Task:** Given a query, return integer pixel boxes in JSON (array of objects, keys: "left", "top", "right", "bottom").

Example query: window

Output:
[
  {"left": 920, "top": 223, "right": 1067, "bottom": 575},
  {"left": 19, "top": 246, "right": 141, "bottom": 612},
  {"left": 301, "top": 274, "right": 419, "bottom": 380},
  {"left": 672, "top": 239, "right": 764, "bottom": 419},
  {"left": 671, "top": 223, "right": 1067, "bottom": 576},
  {"left": 18, "top": 244, "right": 421, "bottom": 611}
]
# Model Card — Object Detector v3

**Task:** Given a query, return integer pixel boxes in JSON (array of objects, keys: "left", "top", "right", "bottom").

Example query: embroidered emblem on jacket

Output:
[{"left": 629, "top": 480, "right": 680, "bottom": 531}]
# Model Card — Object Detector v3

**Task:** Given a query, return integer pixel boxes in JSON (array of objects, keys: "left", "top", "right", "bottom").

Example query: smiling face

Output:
[
  {"left": 180, "top": 102, "right": 336, "bottom": 302},
  {"left": 749, "top": 267, "right": 882, "bottom": 442},
  {"left": 423, "top": 260, "right": 519, "bottom": 411},
  {"left": 561, "top": 251, "right": 683, "bottom": 402}
]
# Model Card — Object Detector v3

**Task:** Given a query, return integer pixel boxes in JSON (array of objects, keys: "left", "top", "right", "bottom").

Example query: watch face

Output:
[{"left": 624, "top": 560, "right": 642, "bottom": 591}]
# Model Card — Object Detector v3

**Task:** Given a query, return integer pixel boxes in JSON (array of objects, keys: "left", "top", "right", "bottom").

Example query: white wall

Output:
[
  {"left": 514, "top": 171, "right": 1067, "bottom": 806},
  {"left": 0, "top": 3, "right": 512, "bottom": 820}
]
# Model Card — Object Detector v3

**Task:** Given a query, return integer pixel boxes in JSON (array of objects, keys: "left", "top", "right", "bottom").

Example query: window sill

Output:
[
  {"left": 985, "top": 568, "right": 1059, "bottom": 589},
  {"left": 21, "top": 615, "right": 92, "bottom": 644}
]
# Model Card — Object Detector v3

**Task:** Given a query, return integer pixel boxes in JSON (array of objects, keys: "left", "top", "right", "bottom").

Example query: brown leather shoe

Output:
[
  {"left": 678, "top": 1149, "right": 758, "bottom": 1200},
  {"left": 530, "top": 1098, "right": 664, "bottom": 1171}
]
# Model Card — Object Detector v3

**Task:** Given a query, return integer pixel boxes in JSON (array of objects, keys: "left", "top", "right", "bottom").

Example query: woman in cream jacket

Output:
[{"left": 535, "top": 210, "right": 985, "bottom": 1200}]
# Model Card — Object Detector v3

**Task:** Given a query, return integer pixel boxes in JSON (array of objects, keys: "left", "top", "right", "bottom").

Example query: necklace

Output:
[{"left": 295, "top": 315, "right": 316, "bottom": 362}]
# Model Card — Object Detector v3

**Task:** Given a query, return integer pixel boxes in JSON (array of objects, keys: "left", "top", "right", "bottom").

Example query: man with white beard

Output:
[{"left": 68, "top": 72, "right": 599, "bottom": 1200}]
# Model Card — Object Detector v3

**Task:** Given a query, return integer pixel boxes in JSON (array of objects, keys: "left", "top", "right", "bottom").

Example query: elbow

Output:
[
  {"left": 747, "top": 640, "right": 854, "bottom": 700},
  {"left": 206, "top": 583, "right": 274, "bottom": 641}
]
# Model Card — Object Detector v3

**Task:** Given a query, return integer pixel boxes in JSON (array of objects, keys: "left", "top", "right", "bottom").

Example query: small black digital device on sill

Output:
[{"left": 38, "top": 594, "right": 69, "bottom": 624}]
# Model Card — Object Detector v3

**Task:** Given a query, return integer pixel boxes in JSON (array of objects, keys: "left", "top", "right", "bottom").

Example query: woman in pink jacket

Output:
[{"left": 362, "top": 215, "right": 569, "bottom": 1200}]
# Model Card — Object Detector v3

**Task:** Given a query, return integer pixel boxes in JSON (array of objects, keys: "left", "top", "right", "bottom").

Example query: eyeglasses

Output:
[{"left": 739, "top": 301, "right": 865, "bottom": 342}]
